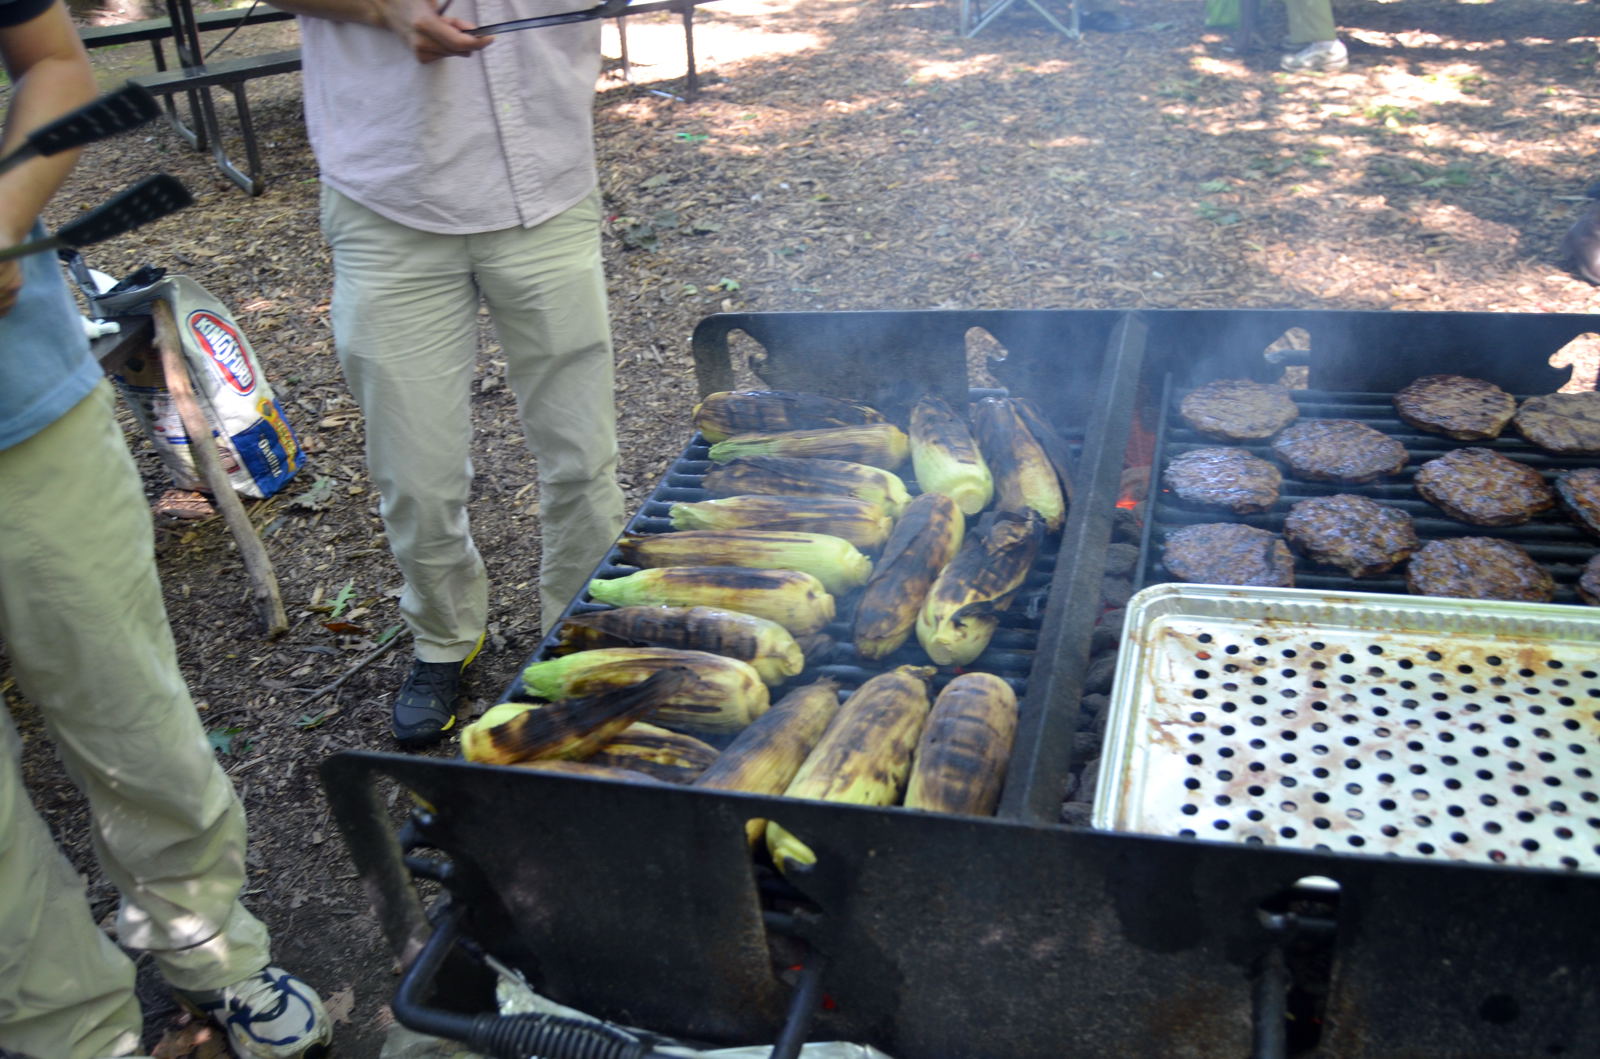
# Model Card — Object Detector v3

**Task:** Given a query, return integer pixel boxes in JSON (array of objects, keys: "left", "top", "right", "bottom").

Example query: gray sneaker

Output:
[
  {"left": 176, "top": 966, "right": 332, "bottom": 1058},
  {"left": 1281, "top": 40, "right": 1348, "bottom": 71}
]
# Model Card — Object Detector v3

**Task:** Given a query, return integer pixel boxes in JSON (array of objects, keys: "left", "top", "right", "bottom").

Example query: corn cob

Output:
[
  {"left": 520, "top": 647, "right": 770, "bottom": 734},
  {"left": 693, "top": 390, "right": 886, "bottom": 443},
  {"left": 909, "top": 396, "right": 993, "bottom": 516},
  {"left": 853, "top": 491, "right": 964, "bottom": 660},
  {"left": 693, "top": 678, "right": 844, "bottom": 845},
  {"left": 916, "top": 512, "right": 1044, "bottom": 666},
  {"left": 971, "top": 397, "right": 1065, "bottom": 532},
  {"left": 708, "top": 423, "right": 910, "bottom": 472},
  {"left": 616, "top": 529, "right": 873, "bottom": 596},
  {"left": 669, "top": 494, "right": 894, "bottom": 553},
  {"left": 460, "top": 667, "right": 693, "bottom": 766},
  {"left": 587, "top": 566, "right": 836, "bottom": 636},
  {"left": 1009, "top": 397, "right": 1077, "bottom": 508},
  {"left": 555, "top": 605, "right": 804, "bottom": 685},
  {"left": 701, "top": 456, "right": 911, "bottom": 519},
  {"left": 765, "top": 665, "right": 936, "bottom": 874},
  {"left": 589, "top": 721, "right": 720, "bottom": 783},
  {"left": 513, "top": 759, "right": 666, "bottom": 784},
  {"left": 904, "top": 672, "right": 1018, "bottom": 816}
]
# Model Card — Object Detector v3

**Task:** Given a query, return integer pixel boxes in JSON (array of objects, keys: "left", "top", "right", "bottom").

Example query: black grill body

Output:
[{"left": 324, "top": 309, "right": 1600, "bottom": 1059}]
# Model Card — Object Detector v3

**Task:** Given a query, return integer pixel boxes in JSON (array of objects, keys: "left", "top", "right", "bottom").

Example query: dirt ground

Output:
[{"left": 9, "top": 0, "right": 1600, "bottom": 1054}]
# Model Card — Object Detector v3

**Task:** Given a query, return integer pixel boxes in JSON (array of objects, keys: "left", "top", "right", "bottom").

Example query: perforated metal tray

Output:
[{"left": 1093, "top": 584, "right": 1600, "bottom": 873}]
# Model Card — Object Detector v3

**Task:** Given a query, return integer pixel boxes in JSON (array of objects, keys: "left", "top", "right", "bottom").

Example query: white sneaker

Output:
[
  {"left": 1281, "top": 40, "right": 1348, "bottom": 72},
  {"left": 175, "top": 966, "right": 332, "bottom": 1058}
]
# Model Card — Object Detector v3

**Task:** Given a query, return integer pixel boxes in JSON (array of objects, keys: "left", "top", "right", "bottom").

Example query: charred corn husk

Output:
[
  {"left": 701, "top": 456, "right": 911, "bottom": 519},
  {"left": 519, "top": 647, "right": 769, "bottom": 733},
  {"left": 693, "top": 678, "right": 844, "bottom": 845},
  {"left": 708, "top": 423, "right": 910, "bottom": 472},
  {"left": 513, "top": 758, "right": 666, "bottom": 784},
  {"left": 971, "top": 397, "right": 1065, "bottom": 532},
  {"left": 1009, "top": 397, "right": 1077, "bottom": 508},
  {"left": 669, "top": 494, "right": 894, "bottom": 553},
  {"left": 555, "top": 605, "right": 803, "bottom": 685},
  {"left": 916, "top": 512, "right": 1044, "bottom": 667},
  {"left": 589, "top": 721, "right": 720, "bottom": 783},
  {"left": 693, "top": 390, "right": 886, "bottom": 443},
  {"left": 904, "top": 672, "right": 1018, "bottom": 816},
  {"left": 460, "top": 667, "right": 693, "bottom": 766},
  {"left": 765, "top": 666, "right": 935, "bottom": 874},
  {"left": 587, "top": 566, "right": 836, "bottom": 636},
  {"left": 616, "top": 529, "right": 873, "bottom": 596},
  {"left": 909, "top": 396, "right": 993, "bottom": 516},
  {"left": 853, "top": 492, "right": 964, "bottom": 660}
]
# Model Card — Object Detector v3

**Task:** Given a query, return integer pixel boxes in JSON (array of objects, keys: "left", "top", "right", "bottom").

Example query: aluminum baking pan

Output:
[{"left": 1094, "top": 583, "right": 1600, "bottom": 873}]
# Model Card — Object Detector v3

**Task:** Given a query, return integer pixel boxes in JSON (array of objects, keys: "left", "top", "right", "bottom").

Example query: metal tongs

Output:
[{"left": 470, "top": 0, "right": 632, "bottom": 37}]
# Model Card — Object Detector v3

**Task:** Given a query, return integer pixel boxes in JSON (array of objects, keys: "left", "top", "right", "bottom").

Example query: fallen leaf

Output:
[{"left": 324, "top": 985, "right": 357, "bottom": 1024}]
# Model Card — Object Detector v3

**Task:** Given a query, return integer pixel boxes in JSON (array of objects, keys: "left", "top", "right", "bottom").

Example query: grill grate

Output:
[{"left": 1137, "top": 381, "right": 1600, "bottom": 603}]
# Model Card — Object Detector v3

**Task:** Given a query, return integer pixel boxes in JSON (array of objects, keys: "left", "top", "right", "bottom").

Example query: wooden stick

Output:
[{"left": 152, "top": 299, "right": 289, "bottom": 637}]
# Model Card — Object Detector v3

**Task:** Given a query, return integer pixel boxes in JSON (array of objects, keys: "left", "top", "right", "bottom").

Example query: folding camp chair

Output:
[{"left": 960, "top": 0, "right": 1079, "bottom": 38}]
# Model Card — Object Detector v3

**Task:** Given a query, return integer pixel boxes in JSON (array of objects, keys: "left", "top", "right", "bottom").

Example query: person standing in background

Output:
[
  {"left": 268, "top": 0, "right": 628, "bottom": 747},
  {"left": 1280, "top": 0, "right": 1347, "bottom": 71},
  {"left": 0, "top": 1, "right": 332, "bottom": 1056}
]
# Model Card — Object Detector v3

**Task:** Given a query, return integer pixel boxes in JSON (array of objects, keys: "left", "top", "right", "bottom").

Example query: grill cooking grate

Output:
[{"left": 1095, "top": 585, "right": 1600, "bottom": 873}]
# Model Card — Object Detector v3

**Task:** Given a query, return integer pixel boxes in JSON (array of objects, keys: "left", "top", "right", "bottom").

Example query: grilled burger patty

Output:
[
  {"left": 1163, "top": 523, "right": 1294, "bottom": 587},
  {"left": 1556, "top": 468, "right": 1600, "bottom": 537},
  {"left": 1406, "top": 537, "right": 1554, "bottom": 602},
  {"left": 1513, "top": 392, "right": 1600, "bottom": 454},
  {"left": 1579, "top": 554, "right": 1600, "bottom": 606},
  {"left": 1283, "top": 495, "right": 1419, "bottom": 577},
  {"left": 1179, "top": 379, "right": 1299, "bottom": 441},
  {"left": 1393, "top": 374, "right": 1516, "bottom": 441},
  {"left": 1413, "top": 448, "right": 1557, "bottom": 526},
  {"left": 1270, "top": 419, "right": 1408, "bottom": 483},
  {"left": 1163, "top": 447, "right": 1282, "bottom": 513}
]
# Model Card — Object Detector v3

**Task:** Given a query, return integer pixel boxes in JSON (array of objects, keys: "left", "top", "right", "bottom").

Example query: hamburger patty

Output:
[
  {"left": 1555, "top": 468, "right": 1600, "bottom": 537},
  {"left": 1406, "top": 537, "right": 1554, "bottom": 602},
  {"left": 1271, "top": 419, "right": 1409, "bottom": 483},
  {"left": 1283, "top": 495, "right": 1419, "bottom": 577},
  {"left": 1513, "top": 392, "right": 1600, "bottom": 454},
  {"left": 1163, "top": 523, "right": 1294, "bottom": 587},
  {"left": 1179, "top": 379, "right": 1299, "bottom": 441},
  {"left": 1393, "top": 374, "right": 1516, "bottom": 441},
  {"left": 1579, "top": 554, "right": 1600, "bottom": 606},
  {"left": 1163, "top": 447, "right": 1282, "bottom": 514},
  {"left": 1413, "top": 448, "right": 1557, "bottom": 526}
]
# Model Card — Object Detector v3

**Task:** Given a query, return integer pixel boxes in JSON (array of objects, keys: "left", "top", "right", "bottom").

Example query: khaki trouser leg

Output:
[
  {"left": 322, "top": 187, "right": 489, "bottom": 662},
  {"left": 0, "top": 385, "right": 269, "bottom": 1056},
  {"left": 472, "top": 191, "right": 626, "bottom": 620},
  {"left": 1284, "top": 0, "right": 1336, "bottom": 43}
]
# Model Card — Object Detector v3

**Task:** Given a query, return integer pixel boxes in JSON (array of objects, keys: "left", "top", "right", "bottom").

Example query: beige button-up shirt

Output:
[{"left": 298, "top": 2, "right": 601, "bottom": 235}]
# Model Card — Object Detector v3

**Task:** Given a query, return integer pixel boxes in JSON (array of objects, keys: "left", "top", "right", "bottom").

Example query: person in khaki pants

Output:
[
  {"left": 1280, "top": 0, "right": 1346, "bottom": 71},
  {"left": 0, "top": 3, "right": 332, "bottom": 1056},
  {"left": 271, "top": 0, "right": 628, "bottom": 747}
]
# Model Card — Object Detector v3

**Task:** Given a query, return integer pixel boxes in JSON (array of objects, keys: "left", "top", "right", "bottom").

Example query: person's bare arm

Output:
[
  {"left": 0, "top": 0, "right": 97, "bottom": 316},
  {"left": 269, "top": 0, "right": 492, "bottom": 63}
]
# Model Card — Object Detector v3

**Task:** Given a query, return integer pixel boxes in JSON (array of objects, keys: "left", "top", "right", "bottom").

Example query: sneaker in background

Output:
[
  {"left": 392, "top": 658, "right": 466, "bottom": 747},
  {"left": 176, "top": 966, "right": 332, "bottom": 1059},
  {"left": 1281, "top": 39, "right": 1348, "bottom": 72}
]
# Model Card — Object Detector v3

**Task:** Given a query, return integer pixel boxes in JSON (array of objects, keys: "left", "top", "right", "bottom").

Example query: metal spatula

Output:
[
  {"left": 0, "top": 173, "right": 192, "bottom": 263},
  {"left": 0, "top": 82, "right": 161, "bottom": 179}
]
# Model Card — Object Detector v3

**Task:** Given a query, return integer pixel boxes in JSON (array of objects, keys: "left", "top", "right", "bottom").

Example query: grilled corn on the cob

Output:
[
  {"left": 520, "top": 647, "right": 769, "bottom": 733},
  {"left": 971, "top": 396, "right": 1065, "bottom": 532},
  {"left": 853, "top": 491, "right": 964, "bottom": 660},
  {"left": 909, "top": 396, "right": 993, "bottom": 516},
  {"left": 460, "top": 667, "right": 693, "bottom": 766},
  {"left": 669, "top": 494, "right": 895, "bottom": 553},
  {"left": 555, "top": 605, "right": 804, "bottom": 685},
  {"left": 904, "top": 672, "right": 1018, "bottom": 816},
  {"left": 616, "top": 529, "right": 873, "bottom": 596},
  {"left": 513, "top": 759, "right": 665, "bottom": 784},
  {"left": 587, "top": 566, "right": 836, "bottom": 636},
  {"left": 701, "top": 456, "right": 911, "bottom": 519},
  {"left": 589, "top": 721, "right": 720, "bottom": 783},
  {"left": 765, "top": 665, "right": 935, "bottom": 874},
  {"left": 708, "top": 423, "right": 910, "bottom": 472},
  {"left": 1010, "top": 396, "right": 1077, "bottom": 507},
  {"left": 693, "top": 678, "right": 844, "bottom": 845},
  {"left": 915, "top": 512, "right": 1044, "bottom": 666},
  {"left": 693, "top": 390, "right": 886, "bottom": 442}
]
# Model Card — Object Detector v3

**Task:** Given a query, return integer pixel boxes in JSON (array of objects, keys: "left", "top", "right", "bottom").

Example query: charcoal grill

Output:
[{"left": 324, "top": 309, "right": 1600, "bottom": 1059}]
